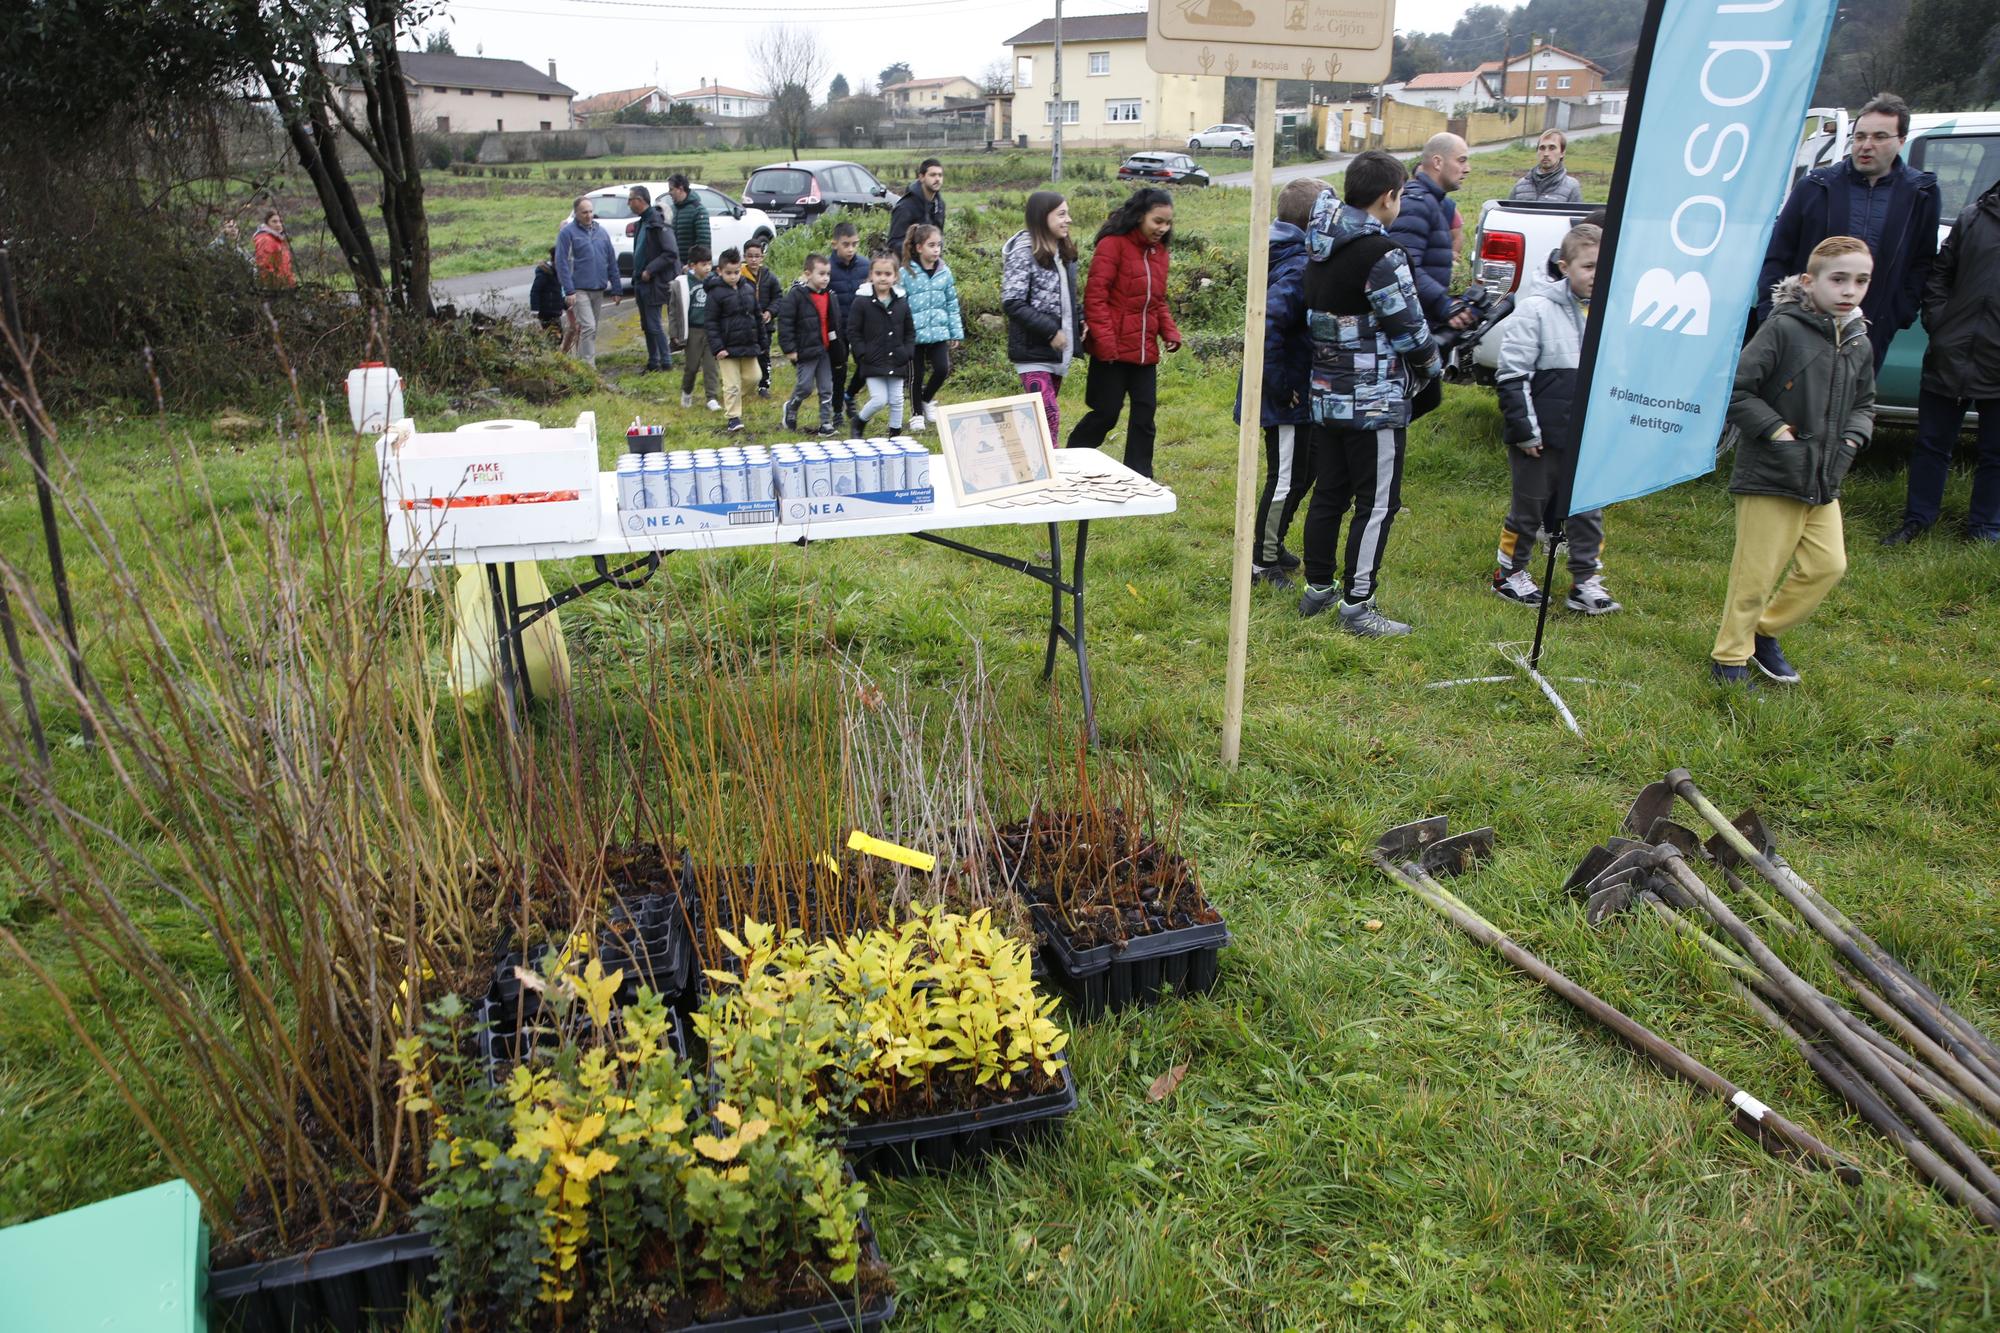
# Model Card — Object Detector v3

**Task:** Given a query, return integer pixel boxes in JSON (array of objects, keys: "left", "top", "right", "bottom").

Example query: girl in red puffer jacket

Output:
[{"left": 1067, "top": 188, "right": 1182, "bottom": 477}]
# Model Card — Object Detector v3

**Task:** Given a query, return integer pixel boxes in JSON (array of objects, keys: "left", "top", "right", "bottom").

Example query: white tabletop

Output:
[{"left": 434, "top": 448, "right": 1176, "bottom": 565}]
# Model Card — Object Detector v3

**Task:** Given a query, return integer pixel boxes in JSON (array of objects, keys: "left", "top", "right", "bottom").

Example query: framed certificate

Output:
[{"left": 935, "top": 395, "right": 1060, "bottom": 506}]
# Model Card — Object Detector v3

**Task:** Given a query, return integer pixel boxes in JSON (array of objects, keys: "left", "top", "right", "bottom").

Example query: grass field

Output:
[{"left": 6, "top": 151, "right": 2000, "bottom": 1329}]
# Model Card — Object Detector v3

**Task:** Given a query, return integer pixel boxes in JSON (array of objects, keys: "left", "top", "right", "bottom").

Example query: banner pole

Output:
[
  {"left": 1221, "top": 76, "right": 1278, "bottom": 770},
  {"left": 1531, "top": 0, "right": 1668, "bottom": 675}
]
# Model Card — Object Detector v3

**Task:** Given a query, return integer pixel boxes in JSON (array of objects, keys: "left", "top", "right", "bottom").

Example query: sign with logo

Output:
[
  {"left": 1567, "top": 0, "right": 1842, "bottom": 513},
  {"left": 1145, "top": 0, "right": 1392, "bottom": 81}
]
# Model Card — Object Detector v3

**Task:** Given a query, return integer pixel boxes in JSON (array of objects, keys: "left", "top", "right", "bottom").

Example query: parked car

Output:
[
  {"left": 1118, "top": 152, "right": 1210, "bottom": 186},
  {"left": 1189, "top": 123, "right": 1254, "bottom": 150},
  {"left": 742, "top": 160, "right": 891, "bottom": 229},
  {"left": 569, "top": 183, "right": 775, "bottom": 277}
]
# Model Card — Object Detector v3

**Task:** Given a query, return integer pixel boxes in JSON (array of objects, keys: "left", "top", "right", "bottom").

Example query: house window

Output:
[
  {"left": 1557, "top": 75, "right": 1572, "bottom": 90},
  {"left": 436, "top": 115, "right": 450, "bottom": 131},
  {"left": 1105, "top": 98, "right": 1142, "bottom": 123},
  {"left": 462, "top": 88, "right": 474, "bottom": 95},
  {"left": 1088, "top": 51, "right": 1110, "bottom": 76},
  {"left": 540, "top": 121, "right": 553, "bottom": 131},
  {"left": 1535, "top": 76, "right": 1548, "bottom": 90},
  {"left": 1016, "top": 56, "right": 1033, "bottom": 88},
  {"left": 491, "top": 90, "right": 503, "bottom": 98},
  {"left": 433, "top": 86, "right": 448, "bottom": 93},
  {"left": 539, "top": 93, "right": 551, "bottom": 101},
  {"left": 1045, "top": 100, "right": 1079, "bottom": 125},
  {"left": 496, "top": 119, "right": 505, "bottom": 130}
]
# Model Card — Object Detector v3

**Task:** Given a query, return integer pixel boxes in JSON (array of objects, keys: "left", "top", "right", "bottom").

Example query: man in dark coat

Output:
[
  {"left": 1387, "top": 133, "right": 1475, "bottom": 333},
  {"left": 628, "top": 186, "right": 680, "bottom": 372},
  {"left": 887, "top": 159, "right": 946, "bottom": 258},
  {"left": 1884, "top": 177, "right": 2000, "bottom": 544},
  {"left": 668, "top": 175, "right": 711, "bottom": 264},
  {"left": 1756, "top": 93, "right": 1940, "bottom": 372}
]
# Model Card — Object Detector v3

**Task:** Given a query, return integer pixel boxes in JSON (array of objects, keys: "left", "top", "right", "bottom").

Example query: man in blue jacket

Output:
[
  {"left": 1388, "top": 132, "right": 1478, "bottom": 335},
  {"left": 1235, "top": 177, "right": 1327, "bottom": 590},
  {"left": 555, "top": 195, "right": 621, "bottom": 368},
  {"left": 1756, "top": 94, "right": 1939, "bottom": 372}
]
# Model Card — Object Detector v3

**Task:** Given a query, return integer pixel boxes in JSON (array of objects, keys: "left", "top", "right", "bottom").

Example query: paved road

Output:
[
  {"left": 434, "top": 264, "right": 537, "bottom": 316},
  {"left": 1211, "top": 124, "right": 1618, "bottom": 189}
]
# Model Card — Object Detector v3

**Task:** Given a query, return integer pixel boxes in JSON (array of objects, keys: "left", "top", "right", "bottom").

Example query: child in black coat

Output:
[{"left": 844, "top": 254, "right": 915, "bottom": 434}]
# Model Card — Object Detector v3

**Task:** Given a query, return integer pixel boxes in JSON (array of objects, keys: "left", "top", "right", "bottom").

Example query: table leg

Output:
[
  {"left": 484, "top": 562, "right": 522, "bottom": 735},
  {"left": 1041, "top": 521, "right": 1065, "bottom": 682},
  {"left": 503, "top": 562, "right": 536, "bottom": 714},
  {"left": 1070, "top": 521, "right": 1096, "bottom": 747}
]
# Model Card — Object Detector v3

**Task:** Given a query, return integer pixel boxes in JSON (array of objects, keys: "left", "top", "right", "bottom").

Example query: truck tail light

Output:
[{"left": 1479, "top": 229, "right": 1525, "bottom": 294}]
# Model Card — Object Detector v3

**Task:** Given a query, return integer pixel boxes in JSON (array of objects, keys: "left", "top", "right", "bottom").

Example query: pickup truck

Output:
[{"left": 1466, "top": 108, "right": 2000, "bottom": 424}]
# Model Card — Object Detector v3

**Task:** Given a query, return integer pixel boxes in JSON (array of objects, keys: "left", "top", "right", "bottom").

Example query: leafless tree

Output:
[
  {"left": 979, "top": 57, "right": 1014, "bottom": 96},
  {"left": 751, "top": 24, "right": 828, "bottom": 160}
]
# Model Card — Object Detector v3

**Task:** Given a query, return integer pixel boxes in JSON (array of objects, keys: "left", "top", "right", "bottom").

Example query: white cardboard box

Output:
[{"left": 378, "top": 414, "right": 601, "bottom": 560}]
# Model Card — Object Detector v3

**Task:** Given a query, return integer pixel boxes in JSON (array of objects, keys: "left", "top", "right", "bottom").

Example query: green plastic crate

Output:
[{"left": 0, "top": 1179, "right": 208, "bottom": 1331}]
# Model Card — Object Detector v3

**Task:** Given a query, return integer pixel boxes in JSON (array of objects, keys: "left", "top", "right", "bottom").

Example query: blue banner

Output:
[{"left": 1567, "top": 0, "right": 1842, "bottom": 513}]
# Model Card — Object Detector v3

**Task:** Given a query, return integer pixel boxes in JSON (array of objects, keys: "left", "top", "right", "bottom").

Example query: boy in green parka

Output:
[{"left": 1713, "top": 235, "right": 1876, "bottom": 686}]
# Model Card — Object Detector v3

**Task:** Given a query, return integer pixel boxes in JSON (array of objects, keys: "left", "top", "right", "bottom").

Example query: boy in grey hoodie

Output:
[
  {"left": 1712, "top": 236, "right": 1876, "bottom": 686},
  {"left": 1492, "top": 222, "right": 1620, "bottom": 615}
]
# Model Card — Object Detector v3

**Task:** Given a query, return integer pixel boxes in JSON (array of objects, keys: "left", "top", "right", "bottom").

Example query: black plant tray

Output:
[
  {"left": 649, "top": 1220, "right": 897, "bottom": 1332},
  {"left": 207, "top": 1231, "right": 436, "bottom": 1333},
  {"left": 476, "top": 996, "right": 687, "bottom": 1077},
  {"left": 843, "top": 1062, "right": 1076, "bottom": 1177},
  {"left": 1030, "top": 905, "right": 1230, "bottom": 1019}
]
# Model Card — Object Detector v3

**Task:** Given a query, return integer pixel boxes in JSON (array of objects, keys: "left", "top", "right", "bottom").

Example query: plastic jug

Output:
[{"left": 346, "top": 362, "right": 405, "bottom": 434}]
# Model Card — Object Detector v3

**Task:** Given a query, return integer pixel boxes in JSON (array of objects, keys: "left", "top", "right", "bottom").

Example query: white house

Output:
[
  {"left": 1387, "top": 70, "right": 1492, "bottom": 114},
  {"left": 1004, "top": 12, "right": 1223, "bottom": 149},
  {"left": 575, "top": 86, "right": 673, "bottom": 126},
  {"left": 666, "top": 80, "right": 770, "bottom": 120},
  {"left": 882, "top": 76, "right": 983, "bottom": 114},
  {"left": 338, "top": 52, "right": 576, "bottom": 134}
]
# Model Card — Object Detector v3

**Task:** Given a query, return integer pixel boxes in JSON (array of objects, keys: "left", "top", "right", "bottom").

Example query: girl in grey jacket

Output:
[{"left": 1001, "top": 191, "right": 1084, "bottom": 440}]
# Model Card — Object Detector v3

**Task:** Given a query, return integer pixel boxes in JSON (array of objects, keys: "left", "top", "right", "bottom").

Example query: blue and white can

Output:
[
  {"left": 718, "top": 451, "right": 748, "bottom": 503},
  {"left": 667, "top": 457, "right": 695, "bottom": 507},
  {"left": 641, "top": 454, "right": 668, "bottom": 508},
  {"left": 694, "top": 454, "right": 722, "bottom": 505},
  {"left": 850, "top": 444, "right": 883, "bottom": 495},
  {"left": 616, "top": 454, "right": 644, "bottom": 512},
  {"left": 773, "top": 448, "right": 805, "bottom": 499},
  {"left": 873, "top": 443, "right": 906, "bottom": 493},
  {"left": 825, "top": 444, "right": 857, "bottom": 496},
  {"left": 902, "top": 441, "right": 932, "bottom": 491},
  {"left": 802, "top": 449, "right": 832, "bottom": 497},
  {"left": 746, "top": 455, "right": 774, "bottom": 503}
]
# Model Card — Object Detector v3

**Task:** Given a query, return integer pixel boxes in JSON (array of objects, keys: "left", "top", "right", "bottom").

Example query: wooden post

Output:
[
  {"left": 1051, "top": 0, "right": 1065, "bottom": 182},
  {"left": 1220, "top": 78, "right": 1278, "bottom": 769}
]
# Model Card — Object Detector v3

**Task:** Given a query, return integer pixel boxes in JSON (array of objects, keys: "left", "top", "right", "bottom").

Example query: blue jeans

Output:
[
  {"left": 1904, "top": 389, "right": 2000, "bottom": 533},
  {"left": 637, "top": 299, "right": 671, "bottom": 369}
]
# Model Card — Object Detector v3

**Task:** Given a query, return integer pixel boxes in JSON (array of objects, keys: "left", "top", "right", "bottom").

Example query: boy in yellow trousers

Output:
[{"left": 1713, "top": 236, "right": 1876, "bottom": 685}]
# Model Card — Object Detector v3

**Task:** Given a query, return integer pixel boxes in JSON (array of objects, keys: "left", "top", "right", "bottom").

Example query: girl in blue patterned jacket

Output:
[{"left": 900, "top": 224, "right": 963, "bottom": 431}]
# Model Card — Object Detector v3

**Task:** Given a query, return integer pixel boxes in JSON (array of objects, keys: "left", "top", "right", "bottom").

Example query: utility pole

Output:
[
  {"left": 1543, "top": 27, "right": 1557, "bottom": 133},
  {"left": 1521, "top": 33, "right": 1539, "bottom": 144},
  {"left": 1052, "top": 0, "right": 1065, "bottom": 182}
]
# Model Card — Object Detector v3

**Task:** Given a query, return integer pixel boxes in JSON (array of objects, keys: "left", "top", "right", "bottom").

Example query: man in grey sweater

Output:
[{"left": 1510, "top": 130, "right": 1585, "bottom": 205}]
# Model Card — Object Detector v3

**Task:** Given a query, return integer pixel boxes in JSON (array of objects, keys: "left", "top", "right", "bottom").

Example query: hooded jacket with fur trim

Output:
[{"left": 1728, "top": 275, "right": 1876, "bottom": 505}]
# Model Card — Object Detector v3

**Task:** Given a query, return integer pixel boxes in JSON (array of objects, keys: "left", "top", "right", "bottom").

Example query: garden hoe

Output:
[
  {"left": 1662, "top": 771, "right": 2000, "bottom": 1097},
  {"left": 1623, "top": 781, "right": 1795, "bottom": 931},
  {"left": 1371, "top": 820, "right": 1854, "bottom": 1177},
  {"left": 1588, "top": 865, "right": 2000, "bottom": 1223},
  {"left": 1641, "top": 842, "right": 2000, "bottom": 1224}
]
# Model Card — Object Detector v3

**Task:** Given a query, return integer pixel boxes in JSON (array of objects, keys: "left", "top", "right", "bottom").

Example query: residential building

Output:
[
  {"left": 1386, "top": 70, "right": 1494, "bottom": 114},
  {"left": 336, "top": 52, "right": 576, "bottom": 133},
  {"left": 1004, "top": 12, "right": 1224, "bottom": 149},
  {"left": 1481, "top": 43, "right": 1609, "bottom": 102},
  {"left": 882, "top": 76, "right": 983, "bottom": 114},
  {"left": 666, "top": 79, "right": 771, "bottom": 120},
  {"left": 919, "top": 97, "right": 998, "bottom": 129},
  {"left": 575, "top": 85, "right": 674, "bottom": 126}
]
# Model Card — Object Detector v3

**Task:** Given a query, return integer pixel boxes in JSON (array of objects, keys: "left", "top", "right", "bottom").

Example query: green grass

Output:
[{"left": 6, "top": 161, "right": 2000, "bottom": 1329}]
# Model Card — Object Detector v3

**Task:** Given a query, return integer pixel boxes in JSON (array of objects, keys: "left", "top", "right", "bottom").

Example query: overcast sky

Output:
[{"left": 435, "top": 0, "right": 1485, "bottom": 100}]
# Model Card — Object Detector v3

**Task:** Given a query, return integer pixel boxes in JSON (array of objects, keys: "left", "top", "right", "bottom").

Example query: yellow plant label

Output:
[{"left": 846, "top": 829, "right": 937, "bottom": 873}]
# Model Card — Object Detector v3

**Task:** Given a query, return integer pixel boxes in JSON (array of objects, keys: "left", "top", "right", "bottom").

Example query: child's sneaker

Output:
[
  {"left": 680, "top": 392, "right": 694, "bottom": 408},
  {"left": 757, "top": 385, "right": 771, "bottom": 399},
  {"left": 1298, "top": 584, "right": 1338, "bottom": 619},
  {"left": 1751, "top": 634, "right": 1799, "bottom": 684},
  {"left": 907, "top": 413, "right": 926, "bottom": 431},
  {"left": 706, "top": 398, "right": 722, "bottom": 412},
  {"left": 1710, "top": 661, "right": 1756, "bottom": 688},
  {"left": 925, "top": 401, "right": 943, "bottom": 425},
  {"left": 1252, "top": 564, "right": 1294, "bottom": 591},
  {"left": 782, "top": 401, "right": 799, "bottom": 431},
  {"left": 1565, "top": 575, "right": 1622, "bottom": 615},
  {"left": 727, "top": 417, "right": 745, "bottom": 433},
  {"left": 1492, "top": 567, "right": 1545, "bottom": 606},
  {"left": 1338, "top": 598, "right": 1412, "bottom": 638},
  {"left": 817, "top": 422, "right": 837, "bottom": 437},
  {"left": 1276, "top": 545, "right": 1301, "bottom": 571}
]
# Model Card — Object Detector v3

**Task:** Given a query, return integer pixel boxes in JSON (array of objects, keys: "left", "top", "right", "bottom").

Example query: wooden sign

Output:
[{"left": 1145, "top": 0, "right": 1394, "bottom": 81}]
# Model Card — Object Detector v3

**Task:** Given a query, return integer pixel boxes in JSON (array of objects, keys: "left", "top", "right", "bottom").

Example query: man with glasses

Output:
[{"left": 1756, "top": 93, "right": 1940, "bottom": 372}]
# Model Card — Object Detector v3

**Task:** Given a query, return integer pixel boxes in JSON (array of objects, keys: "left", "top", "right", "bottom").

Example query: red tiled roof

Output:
[
  {"left": 575, "top": 86, "right": 659, "bottom": 116},
  {"left": 1403, "top": 70, "right": 1479, "bottom": 90},
  {"left": 668, "top": 85, "right": 763, "bottom": 101}
]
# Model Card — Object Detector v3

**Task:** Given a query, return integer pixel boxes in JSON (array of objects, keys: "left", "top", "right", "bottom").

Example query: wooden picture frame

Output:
[{"left": 935, "top": 394, "right": 1061, "bottom": 507}]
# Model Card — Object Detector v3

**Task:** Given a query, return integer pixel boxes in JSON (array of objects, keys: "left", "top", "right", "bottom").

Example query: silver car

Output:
[
  {"left": 571, "top": 183, "right": 777, "bottom": 276},
  {"left": 1188, "top": 123, "right": 1254, "bottom": 150}
]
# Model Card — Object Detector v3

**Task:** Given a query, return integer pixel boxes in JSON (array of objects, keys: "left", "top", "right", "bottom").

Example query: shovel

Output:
[{"left": 1372, "top": 820, "right": 1854, "bottom": 1178}]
